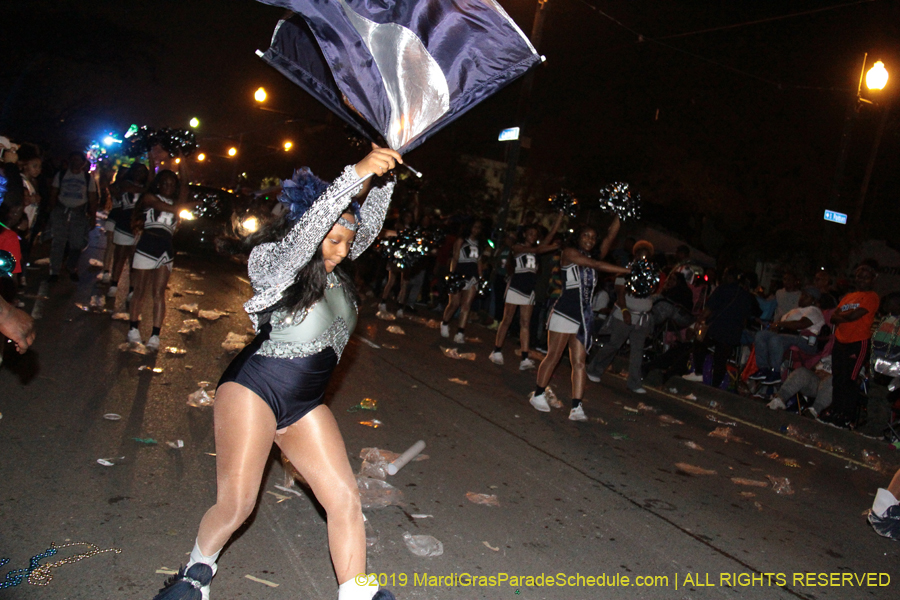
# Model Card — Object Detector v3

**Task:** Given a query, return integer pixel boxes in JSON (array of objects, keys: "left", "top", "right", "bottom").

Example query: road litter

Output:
[
  {"left": 611, "top": 433, "right": 629, "bottom": 440},
  {"left": 222, "top": 332, "right": 251, "bottom": 352},
  {"left": 103, "top": 413, "right": 122, "bottom": 421},
  {"left": 376, "top": 310, "right": 397, "bottom": 321},
  {"left": 359, "top": 419, "right": 383, "bottom": 428},
  {"left": 74, "top": 302, "right": 109, "bottom": 314},
  {"left": 265, "top": 491, "right": 291, "bottom": 503},
  {"left": 188, "top": 274, "right": 205, "bottom": 281},
  {"left": 89, "top": 258, "right": 104, "bottom": 268},
  {"left": 483, "top": 541, "right": 499, "bottom": 552},
  {"left": 165, "top": 347, "right": 187, "bottom": 355},
  {"left": 178, "top": 319, "right": 202, "bottom": 333},
  {"left": 96, "top": 457, "right": 125, "bottom": 467},
  {"left": 411, "top": 514, "right": 433, "bottom": 519},
  {"left": 659, "top": 415, "right": 684, "bottom": 425},
  {"left": 166, "top": 440, "right": 184, "bottom": 449},
  {"left": 187, "top": 385, "right": 215, "bottom": 408},
  {"left": 348, "top": 398, "right": 378, "bottom": 412},
  {"left": 708, "top": 427, "right": 745, "bottom": 443},
  {"left": 244, "top": 574, "right": 279, "bottom": 588},
  {"left": 198, "top": 309, "right": 229, "bottom": 321},
  {"left": 155, "top": 568, "right": 178, "bottom": 575},
  {"left": 675, "top": 463, "right": 717, "bottom": 476},
  {"left": 177, "top": 303, "right": 199, "bottom": 314},
  {"left": 706, "top": 415, "right": 737, "bottom": 426},
  {"left": 133, "top": 437, "right": 157, "bottom": 445},
  {"left": 354, "top": 335, "right": 381, "bottom": 349},
  {"left": 637, "top": 402, "right": 658, "bottom": 413},
  {"left": 684, "top": 393, "right": 698, "bottom": 401},
  {"left": 183, "top": 290, "right": 205, "bottom": 296},
  {"left": 739, "top": 492, "right": 756, "bottom": 498},
  {"left": 402, "top": 532, "right": 443, "bottom": 557},
  {"left": 448, "top": 378, "right": 468, "bottom": 385},
  {"left": 767, "top": 475, "right": 795, "bottom": 495},
  {"left": 623, "top": 406, "right": 639, "bottom": 413},
  {"left": 387, "top": 441, "right": 426, "bottom": 475},
  {"left": 440, "top": 347, "right": 476, "bottom": 360},
  {"left": 754, "top": 501, "right": 764, "bottom": 511},
  {"left": 33, "top": 257, "right": 49, "bottom": 265},
  {"left": 465, "top": 337, "right": 482, "bottom": 343},
  {"left": 138, "top": 366, "right": 164, "bottom": 373},
  {"left": 731, "top": 477, "right": 769, "bottom": 487},
  {"left": 777, "top": 423, "right": 847, "bottom": 454},
  {"left": 382, "top": 344, "right": 399, "bottom": 349},
  {"left": 386, "top": 325, "right": 406, "bottom": 335},
  {"left": 862, "top": 450, "right": 888, "bottom": 473},
  {"left": 466, "top": 492, "right": 500, "bottom": 506},
  {"left": 111, "top": 312, "right": 130, "bottom": 321},
  {"left": 683, "top": 441, "right": 704, "bottom": 450},
  {"left": 357, "top": 477, "right": 404, "bottom": 509},
  {"left": 274, "top": 485, "right": 304, "bottom": 497}
]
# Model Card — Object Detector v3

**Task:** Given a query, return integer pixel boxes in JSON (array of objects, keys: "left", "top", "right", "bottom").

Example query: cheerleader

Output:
[
  {"left": 489, "top": 212, "right": 563, "bottom": 370},
  {"left": 106, "top": 163, "right": 148, "bottom": 298},
  {"left": 441, "top": 219, "right": 484, "bottom": 344}
]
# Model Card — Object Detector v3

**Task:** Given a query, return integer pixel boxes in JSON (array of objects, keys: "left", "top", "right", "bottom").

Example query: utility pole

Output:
[{"left": 494, "top": 0, "right": 550, "bottom": 239}]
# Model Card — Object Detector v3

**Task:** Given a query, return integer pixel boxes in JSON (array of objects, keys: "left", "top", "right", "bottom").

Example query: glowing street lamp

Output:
[
  {"left": 197, "top": 153, "right": 206, "bottom": 162},
  {"left": 866, "top": 61, "right": 889, "bottom": 91},
  {"left": 227, "top": 147, "right": 238, "bottom": 157},
  {"left": 189, "top": 117, "right": 200, "bottom": 128},
  {"left": 283, "top": 141, "right": 293, "bottom": 151},
  {"left": 254, "top": 87, "right": 267, "bottom": 103}
]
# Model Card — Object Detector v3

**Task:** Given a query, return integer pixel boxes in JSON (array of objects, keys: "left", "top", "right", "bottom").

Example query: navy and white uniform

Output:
[
  {"left": 548, "top": 261, "right": 597, "bottom": 345},
  {"left": 505, "top": 251, "right": 538, "bottom": 305},
  {"left": 219, "top": 165, "right": 394, "bottom": 431},
  {"left": 133, "top": 195, "right": 176, "bottom": 270},
  {"left": 110, "top": 191, "right": 140, "bottom": 246},
  {"left": 455, "top": 238, "right": 480, "bottom": 290}
]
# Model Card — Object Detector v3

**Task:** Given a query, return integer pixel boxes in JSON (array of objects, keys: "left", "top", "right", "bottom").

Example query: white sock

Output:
[
  {"left": 872, "top": 488, "right": 899, "bottom": 518},
  {"left": 187, "top": 539, "right": 221, "bottom": 574},
  {"left": 337, "top": 574, "right": 378, "bottom": 600}
]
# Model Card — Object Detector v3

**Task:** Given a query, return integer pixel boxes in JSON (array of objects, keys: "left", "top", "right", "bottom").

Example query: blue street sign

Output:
[
  {"left": 498, "top": 127, "right": 520, "bottom": 142},
  {"left": 823, "top": 210, "right": 847, "bottom": 225}
]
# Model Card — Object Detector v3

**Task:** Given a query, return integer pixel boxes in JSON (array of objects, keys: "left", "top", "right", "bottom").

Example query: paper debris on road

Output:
[
  {"left": 244, "top": 575, "right": 279, "bottom": 588},
  {"left": 731, "top": 477, "right": 769, "bottom": 487},
  {"left": 177, "top": 303, "right": 199, "bottom": 314},
  {"left": 441, "top": 347, "right": 476, "bottom": 360},
  {"left": 706, "top": 415, "right": 737, "bottom": 426},
  {"left": 766, "top": 475, "right": 795, "bottom": 495},
  {"left": 675, "top": 463, "right": 717, "bottom": 476},
  {"left": 187, "top": 386, "right": 215, "bottom": 408},
  {"left": 386, "top": 325, "right": 406, "bottom": 335},
  {"left": 165, "top": 347, "right": 187, "bottom": 355},
  {"left": 376, "top": 310, "right": 397, "bottom": 321},
  {"left": 382, "top": 344, "right": 399, "bottom": 349},
  {"left": 708, "top": 427, "right": 745, "bottom": 443},
  {"left": 637, "top": 402, "right": 658, "bottom": 413},
  {"left": 659, "top": 415, "right": 684, "bottom": 425},
  {"left": 483, "top": 541, "right": 499, "bottom": 551},
  {"left": 265, "top": 491, "right": 291, "bottom": 503},
  {"left": 155, "top": 568, "right": 178, "bottom": 575},
  {"left": 222, "top": 332, "right": 251, "bottom": 352},
  {"left": 354, "top": 335, "right": 380, "bottom": 349},
  {"left": 178, "top": 319, "right": 202, "bottom": 333},
  {"left": 683, "top": 441, "right": 704, "bottom": 450},
  {"left": 183, "top": 290, "right": 205, "bottom": 296},
  {"left": 466, "top": 492, "right": 500, "bottom": 506},
  {"left": 448, "top": 378, "right": 469, "bottom": 385},
  {"left": 138, "top": 366, "right": 163, "bottom": 373},
  {"left": 198, "top": 309, "right": 229, "bottom": 320},
  {"left": 166, "top": 440, "right": 184, "bottom": 449},
  {"left": 103, "top": 413, "right": 122, "bottom": 421},
  {"left": 402, "top": 532, "right": 443, "bottom": 557}
]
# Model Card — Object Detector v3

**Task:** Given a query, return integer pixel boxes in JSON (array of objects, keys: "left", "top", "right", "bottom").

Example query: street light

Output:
[
  {"left": 254, "top": 87, "right": 267, "bottom": 103},
  {"left": 227, "top": 147, "right": 238, "bottom": 157},
  {"left": 866, "top": 61, "right": 889, "bottom": 91},
  {"left": 189, "top": 117, "right": 200, "bottom": 128},
  {"left": 197, "top": 153, "right": 206, "bottom": 162},
  {"left": 283, "top": 141, "right": 293, "bottom": 151}
]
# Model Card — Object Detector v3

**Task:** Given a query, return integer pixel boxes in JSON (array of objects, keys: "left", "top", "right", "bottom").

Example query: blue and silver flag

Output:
[{"left": 256, "top": 0, "right": 541, "bottom": 153}]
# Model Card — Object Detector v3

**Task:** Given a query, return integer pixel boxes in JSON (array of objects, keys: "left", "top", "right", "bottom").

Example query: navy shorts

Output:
[{"left": 217, "top": 327, "right": 338, "bottom": 430}]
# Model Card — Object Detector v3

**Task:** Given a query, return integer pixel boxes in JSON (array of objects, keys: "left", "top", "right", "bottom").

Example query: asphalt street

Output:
[{"left": 1, "top": 243, "right": 899, "bottom": 600}]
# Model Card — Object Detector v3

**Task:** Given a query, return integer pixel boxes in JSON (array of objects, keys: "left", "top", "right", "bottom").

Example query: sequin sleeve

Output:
[
  {"left": 243, "top": 165, "right": 363, "bottom": 320},
  {"left": 351, "top": 178, "right": 396, "bottom": 261}
]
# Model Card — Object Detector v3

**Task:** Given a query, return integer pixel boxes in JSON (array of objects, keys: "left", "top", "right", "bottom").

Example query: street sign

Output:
[
  {"left": 498, "top": 127, "right": 520, "bottom": 142},
  {"left": 823, "top": 210, "right": 848, "bottom": 225}
]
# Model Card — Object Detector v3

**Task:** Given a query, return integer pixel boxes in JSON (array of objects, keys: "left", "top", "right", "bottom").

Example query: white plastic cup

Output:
[{"left": 386, "top": 440, "right": 426, "bottom": 475}]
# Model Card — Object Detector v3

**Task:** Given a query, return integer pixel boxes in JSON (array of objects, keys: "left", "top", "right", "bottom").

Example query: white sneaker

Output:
[
  {"left": 145, "top": 335, "right": 160, "bottom": 351},
  {"left": 682, "top": 372, "right": 704, "bottom": 382},
  {"left": 489, "top": 351, "right": 504, "bottom": 365},
  {"left": 396, "top": 308, "right": 404, "bottom": 318},
  {"left": 440, "top": 323, "right": 450, "bottom": 338},
  {"left": 101, "top": 271, "right": 110, "bottom": 283},
  {"left": 586, "top": 372, "right": 601, "bottom": 383},
  {"left": 107, "top": 285, "right": 118, "bottom": 298},
  {"left": 453, "top": 332, "right": 466, "bottom": 344},
  {"left": 378, "top": 302, "right": 387, "bottom": 312},
  {"left": 127, "top": 328, "right": 142, "bottom": 344},
  {"left": 569, "top": 405, "right": 588, "bottom": 421},
  {"left": 519, "top": 357, "right": 537, "bottom": 371},
  {"left": 529, "top": 392, "right": 550, "bottom": 412},
  {"left": 631, "top": 387, "right": 648, "bottom": 394},
  {"left": 767, "top": 397, "right": 786, "bottom": 410}
]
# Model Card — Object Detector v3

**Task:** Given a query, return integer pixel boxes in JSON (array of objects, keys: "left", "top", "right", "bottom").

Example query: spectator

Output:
[
  {"left": 773, "top": 271, "right": 801, "bottom": 321},
  {"left": 48, "top": 151, "right": 98, "bottom": 282},
  {"left": 748, "top": 287, "right": 825, "bottom": 386},
  {"left": 824, "top": 264, "right": 880, "bottom": 428},
  {"left": 869, "top": 468, "right": 900, "bottom": 540},
  {"left": 586, "top": 240, "right": 658, "bottom": 394},
  {"left": 814, "top": 269, "right": 838, "bottom": 310},
  {"left": 683, "top": 268, "right": 759, "bottom": 389},
  {"left": 766, "top": 357, "right": 832, "bottom": 415}
]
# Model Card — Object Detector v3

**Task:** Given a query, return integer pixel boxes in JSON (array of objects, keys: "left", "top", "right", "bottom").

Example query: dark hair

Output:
[
  {"left": 16, "top": 143, "right": 41, "bottom": 163},
  {"left": 126, "top": 162, "right": 150, "bottom": 186},
  {"left": 568, "top": 225, "right": 596, "bottom": 249},
  {"left": 149, "top": 169, "right": 179, "bottom": 198},
  {"left": 253, "top": 212, "right": 360, "bottom": 316},
  {"left": 68, "top": 151, "right": 87, "bottom": 162}
]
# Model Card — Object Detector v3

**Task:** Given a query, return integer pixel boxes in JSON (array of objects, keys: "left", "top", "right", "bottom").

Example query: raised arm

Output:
[
  {"left": 562, "top": 247, "right": 629, "bottom": 275},
  {"left": 351, "top": 179, "right": 396, "bottom": 260},
  {"left": 598, "top": 215, "right": 621, "bottom": 260}
]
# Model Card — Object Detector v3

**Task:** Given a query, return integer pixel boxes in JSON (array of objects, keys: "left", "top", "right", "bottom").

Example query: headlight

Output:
[
  {"left": 179, "top": 209, "right": 197, "bottom": 221},
  {"left": 241, "top": 216, "right": 259, "bottom": 234}
]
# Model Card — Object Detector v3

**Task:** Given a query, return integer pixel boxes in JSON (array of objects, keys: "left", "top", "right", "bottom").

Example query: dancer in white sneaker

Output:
[
  {"left": 529, "top": 224, "right": 627, "bottom": 421},
  {"left": 441, "top": 219, "right": 484, "bottom": 344},
  {"left": 152, "top": 147, "right": 401, "bottom": 600},
  {"left": 490, "top": 212, "right": 563, "bottom": 370}
]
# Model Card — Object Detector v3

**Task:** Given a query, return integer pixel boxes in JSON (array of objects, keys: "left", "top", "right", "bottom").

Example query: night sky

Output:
[{"left": 2, "top": 0, "right": 898, "bottom": 260}]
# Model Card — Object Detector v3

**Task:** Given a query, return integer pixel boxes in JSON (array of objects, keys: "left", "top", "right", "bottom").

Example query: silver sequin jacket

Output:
[{"left": 243, "top": 165, "right": 394, "bottom": 358}]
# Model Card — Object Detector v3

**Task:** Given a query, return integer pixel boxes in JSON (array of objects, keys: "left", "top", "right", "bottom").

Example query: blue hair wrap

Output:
[{"left": 279, "top": 167, "right": 362, "bottom": 225}]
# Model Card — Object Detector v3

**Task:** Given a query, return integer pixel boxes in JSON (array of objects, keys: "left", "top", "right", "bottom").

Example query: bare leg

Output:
[
  {"left": 151, "top": 266, "right": 171, "bottom": 329},
  {"left": 196, "top": 382, "right": 276, "bottom": 555},
  {"left": 494, "top": 302, "right": 518, "bottom": 349},
  {"left": 519, "top": 304, "right": 534, "bottom": 354},
  {"left": 275, "top": 405, "right": 365, "bottom": 584},
  {"left": 103, "top": 230, "right": 114, "bottom": 272},
  {"left": 397, "top": 271, "right": 410, "bottom": 305},
  {"left": 888, "top": 468, "right": 900, "bottom": 498},
  {"left": 381, "top": 268, "right": 397, "bottom": 302},
  {"left": 129, "top": 268, "right": 151, "bottom": 322},
  {"left": 442, "top": 292, "right": 461, "bottom": 323},
  {"left": 111, "top": 244, "right": 133, "bottom": 283},
  {"left": 458, "top": 286, "right": 477, "bottom": 329},
  {"left": 536, "top": 330, "right": 570, "bottom": 388},
  {"left": 567, "top": 335, "right": 588, "bottom": 399}
]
